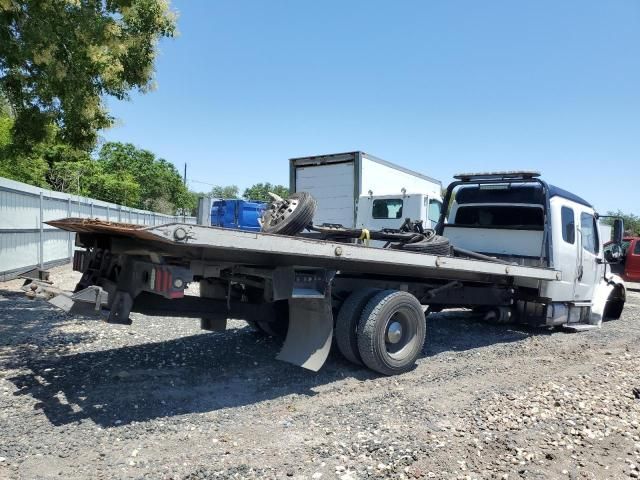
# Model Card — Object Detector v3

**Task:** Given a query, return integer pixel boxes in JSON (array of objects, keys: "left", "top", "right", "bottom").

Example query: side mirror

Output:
[
  {"left": 604, "top": 249, "right": 613, "bottom": 262},
  {"left": 605, "top": 244, "right": 622, "bottom": 263},
  {"left": 613, "top": 218, "right": 624, "bottom": 245}
]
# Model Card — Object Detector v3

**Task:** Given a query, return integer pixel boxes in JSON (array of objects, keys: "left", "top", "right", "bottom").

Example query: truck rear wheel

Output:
[
  {"left": 357, "top": 290, "right": 426, "bottom": 375},
  {"left": 335, "top": 288, "right": 381, "bottom": 365}
]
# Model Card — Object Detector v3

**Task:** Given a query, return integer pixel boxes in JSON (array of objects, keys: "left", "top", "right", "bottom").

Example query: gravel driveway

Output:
[{"left": 1, "top": 265, "right": 639, "bottom": 480}]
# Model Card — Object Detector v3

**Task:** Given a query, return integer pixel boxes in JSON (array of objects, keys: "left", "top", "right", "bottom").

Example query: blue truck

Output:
[{"left": 210, "top": 199, "right": 266, "bottom": 232}]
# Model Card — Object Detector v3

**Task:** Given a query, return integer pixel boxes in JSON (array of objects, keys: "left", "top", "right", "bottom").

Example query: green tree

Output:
[
  {"left": 243, "top": 182, "right": 289, "bottom": 202},
  {"left": 0, "top": 89, "right": 10, "bottom": 116},
  {"left": 48, "top": 159, "right": 100, "bottom": 194},
  {"left": 97, "top": 141, "right": 190, "bottom": 213},
  {"left": 0, "top": 0, "right": 177, "bottom": 150},
  {"left": 0, "top": 111, "right": 10, "bottom": 149},
  {"left": 603, "top": 211, "right": 640, "bottom": 237},
  {"left": 210, "top": 185, "right": 240, "bottom": 199},
  {"left": 0, "top": 112, "right": 49, "bottom": 186},
  {"left": 89, "top": 170, "right": 141, "bottom": 206}
]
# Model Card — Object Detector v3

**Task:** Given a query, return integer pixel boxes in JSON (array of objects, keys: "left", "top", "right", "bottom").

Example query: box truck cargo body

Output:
[{"left": 289, "top": 151, "right": 442, "bottom": 228}]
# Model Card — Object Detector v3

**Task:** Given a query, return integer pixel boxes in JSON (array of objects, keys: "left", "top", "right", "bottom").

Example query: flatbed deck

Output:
[{"left": 49, "top": 218, "right": 560, "bottom": 284}]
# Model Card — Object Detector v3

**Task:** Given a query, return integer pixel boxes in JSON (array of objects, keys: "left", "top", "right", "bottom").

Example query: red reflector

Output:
[
  {"left": 154, "top": 268, "right": 161, "bottom": 291},
  {"left": 164, "top": 268, "right": 171, "bottom": 292},
  {"left": 153, "top": 267, "right": 173, "bottom": 293}
]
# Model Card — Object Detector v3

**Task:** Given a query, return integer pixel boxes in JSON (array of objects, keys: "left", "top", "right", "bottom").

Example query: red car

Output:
[{"left": 605, "top": 237, "right": 640, "bottom": 282}]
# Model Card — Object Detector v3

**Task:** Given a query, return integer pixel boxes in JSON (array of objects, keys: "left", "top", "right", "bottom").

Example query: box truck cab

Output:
[{"left": 290, "top": 151, "right": 442, "bottom": 230}]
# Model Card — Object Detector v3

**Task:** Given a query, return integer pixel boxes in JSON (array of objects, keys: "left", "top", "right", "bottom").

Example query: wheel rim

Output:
[
  {"left": 384, "top": 307, "right": 418, "bottom": 358},
  {"left": 386, "top": 321, "right": 403, "bottom": 343},
  {"left": 263, "top": 198, "right": 300, "bottom": 228}
]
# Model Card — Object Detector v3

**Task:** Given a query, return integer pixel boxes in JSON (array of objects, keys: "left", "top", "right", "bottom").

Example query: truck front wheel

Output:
[
  {"left": 603, "top": 285, "right": 625, "bottom": 320},
  {"left": 357, "top": 290, "right": 426, "bottom": 375}
]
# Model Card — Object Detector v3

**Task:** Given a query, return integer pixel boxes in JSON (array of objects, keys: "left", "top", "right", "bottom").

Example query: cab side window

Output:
[
  {"left": 580, "top": 212, "right": 599, "bottom": 254},
  {"left": 428, "top": 199, "right": 442, "bottom": 224},
  {"left": 634, "top": 241, "right": 640, "bottom": 255},
  {"left": 561, "top": 206, "right": 575, "bottom": 244}
]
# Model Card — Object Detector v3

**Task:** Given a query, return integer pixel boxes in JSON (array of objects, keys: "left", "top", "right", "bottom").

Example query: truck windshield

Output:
[{"left": 454, "top": 205, "right": 544, "bottom": 229}]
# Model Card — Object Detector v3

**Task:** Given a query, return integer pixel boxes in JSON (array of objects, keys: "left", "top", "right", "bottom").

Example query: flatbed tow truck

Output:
[{"left": 40, "top": 172, "right": 627, "bottom": 375}]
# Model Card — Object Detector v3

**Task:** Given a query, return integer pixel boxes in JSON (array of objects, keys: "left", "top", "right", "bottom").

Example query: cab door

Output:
[{"left": 574, "top": 211, "right": 601, "bottom": 301}]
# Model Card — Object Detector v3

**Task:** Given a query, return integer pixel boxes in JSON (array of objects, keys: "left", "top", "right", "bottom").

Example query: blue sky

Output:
[{"left": 103, "top": 0, "right": 640, "bottom": 215}]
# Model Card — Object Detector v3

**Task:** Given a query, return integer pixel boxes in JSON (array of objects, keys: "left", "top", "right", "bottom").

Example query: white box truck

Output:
[{"left": 289, "top": 151, "right": 443, "bottom": 230}]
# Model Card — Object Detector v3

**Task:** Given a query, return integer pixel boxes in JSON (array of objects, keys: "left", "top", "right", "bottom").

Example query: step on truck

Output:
[{"left": 44, "top": 171, "right": 627, "bottom": 376}]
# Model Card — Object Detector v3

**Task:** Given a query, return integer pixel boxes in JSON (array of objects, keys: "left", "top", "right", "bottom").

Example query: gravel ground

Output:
[{"left": 1, "top": 264, "right": 639, "bottom": 480}]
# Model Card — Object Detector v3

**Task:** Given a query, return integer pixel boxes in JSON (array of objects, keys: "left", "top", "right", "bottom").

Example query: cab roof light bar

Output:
[{"left": 453, "top": 171, "right": 541, "bottom": 182}]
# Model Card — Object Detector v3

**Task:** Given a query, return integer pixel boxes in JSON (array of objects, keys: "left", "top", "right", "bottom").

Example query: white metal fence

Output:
[{"left": 0, "top": 176, "right": 196, "bottom": 281}]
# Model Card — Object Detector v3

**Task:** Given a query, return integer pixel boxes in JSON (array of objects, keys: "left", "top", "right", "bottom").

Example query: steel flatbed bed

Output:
[{"left": 50, "top": 219, "right": 560, "bottom": 283}]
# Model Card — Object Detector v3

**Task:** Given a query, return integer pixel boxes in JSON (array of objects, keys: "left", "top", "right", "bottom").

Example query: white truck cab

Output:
[{"left": 438, "top": 171, "right": 626, "bottom": 328}]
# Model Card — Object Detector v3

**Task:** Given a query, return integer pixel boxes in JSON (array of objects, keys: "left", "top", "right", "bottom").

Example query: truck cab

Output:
[{"left": 437, "top": 171, "right": 626, "bottom": 327}]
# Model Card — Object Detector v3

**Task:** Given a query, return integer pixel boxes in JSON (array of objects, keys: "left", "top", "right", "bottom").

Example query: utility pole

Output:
[{"left": 183, "top": 162, "right": 187, "bottom": 221}]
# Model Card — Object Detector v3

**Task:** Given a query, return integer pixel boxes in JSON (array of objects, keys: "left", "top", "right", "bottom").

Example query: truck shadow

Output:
[
  {"left": 0, "top": 290, "right": 96, "bottom": 354},
  {"left": 3, "top": 292, "right": 546, "bottom": 428},
  {"left": 425, "top": 310, "right": 551, "bottom": 356}
]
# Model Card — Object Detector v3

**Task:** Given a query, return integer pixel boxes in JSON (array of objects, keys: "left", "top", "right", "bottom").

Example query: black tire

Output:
[
  {"left": 603, "top": 286, "right": 625, "bottom": 320},
  {"left": 246, "top": 319, "right": 268, "bottom": 334},
  {"left": 390, "top": 235, "right": 450, "bottom": 256},
  {"left": 261, "top": 192, "right": 317, "bottom": 236},
  {"left": 335, "top": 288, "right": 381, "bottom": 365},
  {"left": 256, "top": 300, "right": 289, "bottom": 337},
  {"left": 357, "top": 290, "right": 426, "bottom": 375}
]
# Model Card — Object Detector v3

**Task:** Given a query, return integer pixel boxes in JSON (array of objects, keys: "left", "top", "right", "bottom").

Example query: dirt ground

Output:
[{"left": 1, "top": 265, "right": 639, "bottom": 480}]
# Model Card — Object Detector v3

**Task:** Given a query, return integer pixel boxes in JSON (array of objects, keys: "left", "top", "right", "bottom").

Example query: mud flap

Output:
[
  {"left": 107, "top": 291, "right": 134, "bottom": 325},
  {"left": 276, "top": 296, "right": 333, "bottom": 372}
]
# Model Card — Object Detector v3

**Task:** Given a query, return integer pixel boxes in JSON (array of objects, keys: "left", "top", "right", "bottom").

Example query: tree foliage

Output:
[
  {"left": 97, "top": 142, "right": 190, "bottom": 212},
  {"left": 243, "top": 182, "right": 289, "bottom": 202},
  {"left": 603, "top": 211, "right": 640, "bottom": 237},
  {"left": 0, "top": 115, "right": 193, "bottom": 213},
  {"left": 0, "top": 2, "right": 193, "bottom": 215},
  {"left": 0, "top": 111, "right": 49, "bottom": 185},
  {"left": 209, "top": 184, "right": 240, "bottom": 199},
  {"left": 0, "top": 0, "right": 177, "bottom": 150},
  {"left": 96, "top": 141, "right": 191, "bottom": 213}
]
